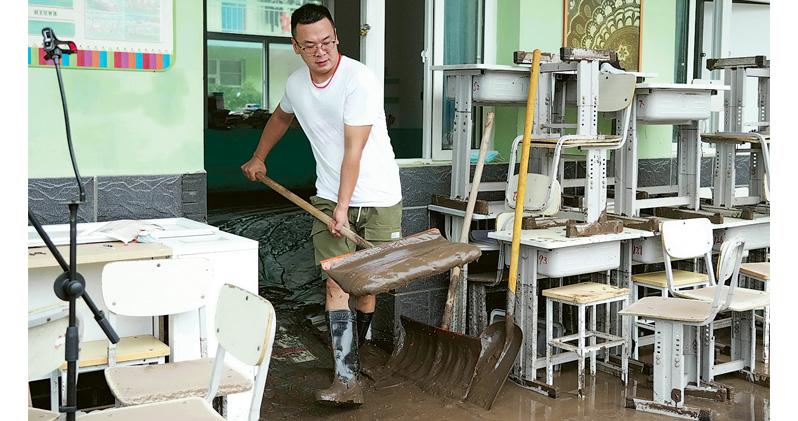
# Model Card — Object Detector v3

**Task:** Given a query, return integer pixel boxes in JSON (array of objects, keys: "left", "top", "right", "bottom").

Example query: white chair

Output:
[
  {"left": 102, "top": 283, "right": 277, "bottom": 421},
  {"left": 739, "top": 262, "right": 770, "bottom": 365},
  {"left": 54, "top": 257, "right": 196, "bottom": 403},
  {"left": 665, "top": 226, "right": 769, "bottom": 382},
  {"left": 466, "top": 144, "right": 564, "bottom": 335},
  {"left": 78, "top": 397, "right": 224, "bottom": 420},
  {"left": 628, "top": 219, "right": 714, "bottom": 359},
  {"left": 620, "top": 235, "right": 746, "bottom": 419},
  {"left": 28, "top": 306, "right": 69, "bottom": 421}
]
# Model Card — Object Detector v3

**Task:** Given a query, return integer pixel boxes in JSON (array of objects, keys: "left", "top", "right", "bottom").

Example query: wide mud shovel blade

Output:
[
  {"left": 385, "top": 317, "right": 523, "bottom": 410},
  {"left": 385, "top": 316, "right": 484, "bottom": 402},
  {"left": 464, "top": 320, "right": 523, "bottom": 409}
]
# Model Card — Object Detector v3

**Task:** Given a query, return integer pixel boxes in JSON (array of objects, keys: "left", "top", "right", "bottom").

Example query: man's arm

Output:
[
  {"left": 330, "top": 124, "right": 372, "bottom": 236},
  {"left": 241, "top": 106, "right": 295, "bottom": 181}
]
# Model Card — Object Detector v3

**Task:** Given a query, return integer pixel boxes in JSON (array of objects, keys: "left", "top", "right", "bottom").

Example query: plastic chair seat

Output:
[
  {"left": 64, "top": 336, "right": 170, "bottom": 369},
  {"left": 678, "top": 286, "right": 769, "bottom": 312},
  {"left": 620, "top": 297, "right": 713, "bottom": 324},
  {"left": 78, "top": 397, "right": 224, "bottom": 420},
  {"left": 740, "top": 262, "right": 770, "bottom": 281},
  {"left": 105, "top": 358, "right": 252, "bottom": 406},
  {"left": 632, "top": 270, "right": 709, "bottom": 289},
  {"left": 28, "top": 407, "right": 59, "bottom": 421}
]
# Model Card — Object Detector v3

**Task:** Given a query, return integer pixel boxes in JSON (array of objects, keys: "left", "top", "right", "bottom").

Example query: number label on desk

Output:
[
  {"left": 538, "top": 254, "right": 548, "bottom": 265},
  {"left": 632, "top": 244, "right": 643, "bottom": 256}
]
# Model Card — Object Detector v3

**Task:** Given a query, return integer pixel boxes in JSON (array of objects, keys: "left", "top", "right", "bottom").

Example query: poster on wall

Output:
[
  {"left": 28, "top": 0, "right": 174, "bottom": 71},
  {"left": 563, "top": 0, "right": 643, "bottom": 71}
]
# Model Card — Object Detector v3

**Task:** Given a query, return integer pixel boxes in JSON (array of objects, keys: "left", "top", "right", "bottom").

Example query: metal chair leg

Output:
[
  {"left": 49, "top": 370, "right": 59, "bottom": 411},
  {"left": 590, "top": 304, "right": 597, "bottom": 376},
  {"left": 546, "top": 298, "right": 554, "bottom": 385},
  {"left": 577, "top": 304, "right": 586, "bottom": 398}
]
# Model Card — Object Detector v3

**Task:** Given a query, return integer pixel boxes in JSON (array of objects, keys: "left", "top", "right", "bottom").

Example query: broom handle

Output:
[
  {"left": 440, "top": 112, "right": 495, "bottom": 330},
  {"left": 256, "top": 174, "right": 374, "bottom": 249}
]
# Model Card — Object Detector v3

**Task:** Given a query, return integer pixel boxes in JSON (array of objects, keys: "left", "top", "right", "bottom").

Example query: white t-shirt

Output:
[{"left": 279, "top": 56, "right": 402, "bottom": 208}]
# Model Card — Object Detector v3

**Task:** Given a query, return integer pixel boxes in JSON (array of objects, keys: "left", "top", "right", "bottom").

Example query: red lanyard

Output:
[{"left": 311, "top": 54, "right": 343, "bottom": 89}]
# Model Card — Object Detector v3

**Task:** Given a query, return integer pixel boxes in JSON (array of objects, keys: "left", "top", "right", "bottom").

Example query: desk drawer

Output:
[
  {"left": 632, "top": 236, "right": 663, "bottom": 264},
  {"left": 536, "top": 242, "right": 621, "bottom": 278}
]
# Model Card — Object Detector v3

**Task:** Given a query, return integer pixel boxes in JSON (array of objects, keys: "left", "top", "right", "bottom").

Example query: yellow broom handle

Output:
[{"left": 508, "top": 49, "right": 542, "bottom": 295}]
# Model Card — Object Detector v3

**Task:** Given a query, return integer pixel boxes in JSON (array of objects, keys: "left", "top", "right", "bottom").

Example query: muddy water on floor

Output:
[
  {"left": 262, "top": 316, "right": 769, "bottom": 421},
  {"left": 209, "top": 205, "right": 769, "bottom": 420},
  {"left": 209, "top": 205, "right": 326, "bottom": 312}
]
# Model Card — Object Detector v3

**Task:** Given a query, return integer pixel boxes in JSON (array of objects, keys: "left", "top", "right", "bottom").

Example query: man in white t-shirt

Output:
[{"left": 241, "top": 3, "right": 402, "bottom": 406}]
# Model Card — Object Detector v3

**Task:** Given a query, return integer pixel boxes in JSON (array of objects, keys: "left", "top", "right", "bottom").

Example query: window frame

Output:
[{"left": 412, "top": 0, "right": 494, "bottom": 163}]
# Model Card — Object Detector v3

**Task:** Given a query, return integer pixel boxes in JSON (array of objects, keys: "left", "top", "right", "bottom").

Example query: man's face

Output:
[{"left": 292, "top": 19, "right": 339, "bottom": 75}]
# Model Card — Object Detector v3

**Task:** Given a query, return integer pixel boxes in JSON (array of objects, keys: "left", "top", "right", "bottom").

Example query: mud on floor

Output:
[{"left": 262, "top": 314, "right": 769, "bottom": 421}]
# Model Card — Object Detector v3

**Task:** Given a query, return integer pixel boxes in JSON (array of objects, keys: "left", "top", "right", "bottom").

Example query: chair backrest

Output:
[
  {"left": 505, "top": 173, "right": 562, "bottom": 215},
  {"left": 598, "top": 72, "right": 637, "bottom": 112},
  {"left": 660, "top": 218, "right": 716, "bottom": 293},
  {"left": 102, "top": 258, "right": 213, "bottom": 317},
  {"left": 28, "top": 309, "right": 68, "bottom": 380},
  {"left": 705, "top": 236, "right": 746, "bottom": 322},
  {"left": 661, "top": 219, "right": 714, "bottom": 260},
  {"left": 206, "top": 284, "right": 277, "bottom": 421}
]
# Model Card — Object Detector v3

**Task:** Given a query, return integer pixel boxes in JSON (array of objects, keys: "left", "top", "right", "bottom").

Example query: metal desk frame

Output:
[{"left": 488, "top": 227, "right": 647, "bottom": 386}]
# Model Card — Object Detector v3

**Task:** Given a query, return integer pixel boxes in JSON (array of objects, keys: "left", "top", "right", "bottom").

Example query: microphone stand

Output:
[{"left": 29, "top": 28, "right": 119, "bottom": 421}]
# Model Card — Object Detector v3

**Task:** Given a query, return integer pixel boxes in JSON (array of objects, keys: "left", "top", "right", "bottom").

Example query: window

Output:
[
  {"left": 267, "top": 43, "right": 304, "bottom": 112},
  {"left": 207, "top": 40, "right": 263, "bottom": 112},
  {"left": 206, "top": 1, "right": 314, "bottom": 116},
  {"left": 221, "top": 0, "right": 246, "bottom": 33},
  {"left": 424, "top": 0, "right": 493, "bottom": 161},
  {"left": 209, "top": 0, "right": 322, "bottom": 37},
  {"left": 208, "top": 59, "right": 244, "bottom": 87}
]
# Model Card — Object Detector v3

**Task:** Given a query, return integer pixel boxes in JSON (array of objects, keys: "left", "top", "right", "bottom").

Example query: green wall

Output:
[
  {"left": 28, "top": 1, "right": 204, "bottom": 178},
  {"left": 494, "top": 0, "right": 677, "bottom": 161}
]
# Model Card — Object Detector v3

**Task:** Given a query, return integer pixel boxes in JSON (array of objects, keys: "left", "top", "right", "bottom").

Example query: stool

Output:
[
  {"left": 630, "top": 269, "right": 709, "bottom": 359},
  {"left": 543, "top": 281, "right": 629, "bottom": 397},
  {"left": 740, "top": 262, "right": 769, "bottom": 364}
]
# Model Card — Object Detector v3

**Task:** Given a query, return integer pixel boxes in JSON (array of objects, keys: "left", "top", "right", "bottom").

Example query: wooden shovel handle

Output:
[
  {"left": 256, "top": 174, "right": 374, "bottom": 249},
  {"left": 440, "top": 112, "right": 495, "bottom": 331}
]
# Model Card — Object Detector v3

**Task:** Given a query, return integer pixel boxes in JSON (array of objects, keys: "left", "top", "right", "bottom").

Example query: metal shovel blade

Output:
[
  {"left": 464, "top": 320, "right": 523, "bottom": 409},
  {"left": 385, "top": 316, "right": 523, "bottom": 410},
  {"left": 385, "top": 316, "right": 483, "bottom": 402}
]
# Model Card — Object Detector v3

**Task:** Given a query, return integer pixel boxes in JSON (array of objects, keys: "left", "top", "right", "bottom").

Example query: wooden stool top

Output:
[{"left": 543, "top": 282, "right": 628, "bottom": 304}]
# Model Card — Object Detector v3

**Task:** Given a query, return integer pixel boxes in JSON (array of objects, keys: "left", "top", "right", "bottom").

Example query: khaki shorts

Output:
[{"left": 310, "top": 196, "right": 403, "bottom": 279}]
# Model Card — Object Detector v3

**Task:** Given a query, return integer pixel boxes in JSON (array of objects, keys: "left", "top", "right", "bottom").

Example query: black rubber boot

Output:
[
  {"left": 356, "top": 310, "right": 374, "bottom": 346},
  {"left": 314, "top": 310, "right": 363, "bottom": 406}
]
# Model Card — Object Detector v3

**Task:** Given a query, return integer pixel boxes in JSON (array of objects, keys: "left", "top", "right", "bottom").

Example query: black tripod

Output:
[{"left": 29, "top": 28, "right": 119, "bottom": 421}]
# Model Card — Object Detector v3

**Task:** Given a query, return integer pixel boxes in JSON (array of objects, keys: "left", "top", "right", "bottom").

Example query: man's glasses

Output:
[{"left": 294, "top": 38, "right": 338, "bottom": 55}]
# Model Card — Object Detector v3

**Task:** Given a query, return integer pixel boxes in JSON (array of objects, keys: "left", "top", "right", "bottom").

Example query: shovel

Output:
[
  {"left": 255, "top": 174, "right": 482, "bottom": 296},
  {"left": 384, "top": 50, "right": 544, "bottom": 410}
]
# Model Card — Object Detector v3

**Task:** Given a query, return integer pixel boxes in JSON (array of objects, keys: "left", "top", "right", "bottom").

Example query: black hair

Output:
[{"left": 291, "top": 4, "right": 335, "bottom": 38}]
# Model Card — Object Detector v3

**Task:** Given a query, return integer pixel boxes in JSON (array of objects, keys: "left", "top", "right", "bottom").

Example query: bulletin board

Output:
[
  {"left": 563, "top": 0, "right": 643, "bottom": 71},
  {"left": 28, "top": 0, "right": 174, "bottom": 71}
]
